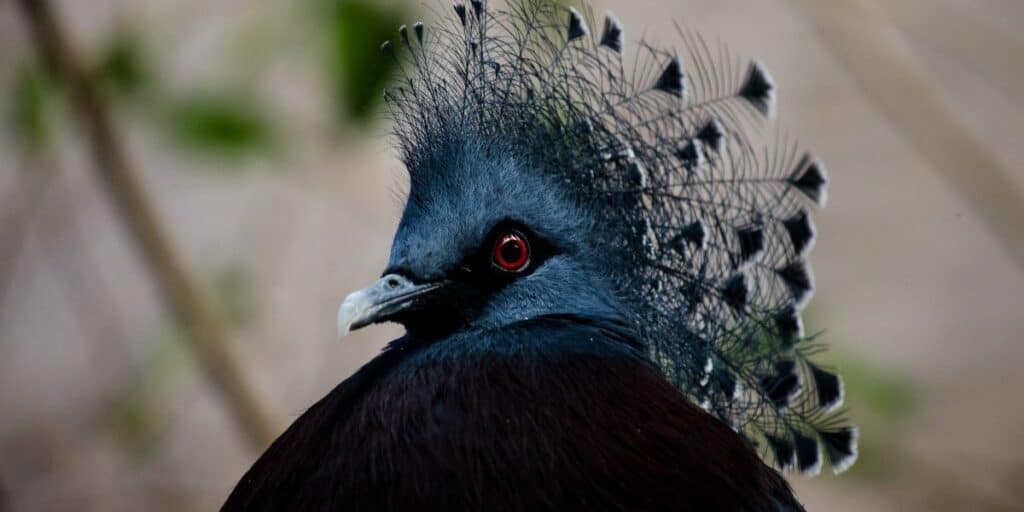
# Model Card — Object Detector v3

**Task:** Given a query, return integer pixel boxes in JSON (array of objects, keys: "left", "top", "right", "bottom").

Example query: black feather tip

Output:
[
  {"left": 670, "top": 221, "right": 706, "bottom": 252},
  {"left": 567, "top": 7, "right": 589, "bottom": 41},
  {"left": 470, "top": 0, "right": 484, "bottom": 18},
  {"left": 380, "top": 40, "right": 393, "bottom": 55},
  {"left": 766, "top": 435, "right": 796, "bottom": 471},
  {"left": 774, "top": 306, "right": 803, "bottom": 347},
  {"left": 676, "top": 139, "right": 705, "bottom": 171},
  {"left": 721, "top": 273, "right": 748, "bottom": 310},
  {"left": 713, "top": 368, "right": 741, "bottom": 401},
  {"left": 697, "top": 118, "right": 726, "bottom": 153},
  {"left": 739, "top": 60, "right": 775, "bottom": 118},
  {"left": 414, "top": 22, "right": 425, "bottom": 44},
  {"left": 654, "top": 56, "right": 686, "bottom": 97},
  {"left": 399, "top": 24, "right": 410, "bottom": 46},
  {"left": 793, "top": 431, "right": 822, "bottom": 477},
  {"left": 682, "top": 221, "right": 706, "bottom": 249},
  {"left": 821, "top": 427, "right": 858, "bottom": 474},
  {"left": 627, "top": 161, "right": 649, "bottom": 189},
  {"left": 599, "top": 13, "right": 623, "bottom": 52},
  {"left": 782, "top": 209, "right": 815, "bottom": 257},
  {"left": 453, "top": 2, "right": 467, "bottom": 26},
  {"left": 735, "top": 226, "right": 764, "bottom": 267},
  {"left": 776, "top": 260, "right": 814, "bottom": 309},
  {"left": 790, "top": 154, "right": 829, "bottom": 207},
  {"left": 810, "top": 364, "right": 844, "bottom": 413}
]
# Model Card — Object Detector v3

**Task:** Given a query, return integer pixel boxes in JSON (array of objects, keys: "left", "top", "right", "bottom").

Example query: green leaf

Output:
[
  {"left": 319, "top": 0, "right": 406, "bottom": 124},
  {"left": 7, "top": 62, "right": 55, "bottom": 150},
  {"left": 164, "top": 91, "right": 275, "bottom": 158},
  {"left": 93, "top": 30, "right": 151, "bottom": 98}
]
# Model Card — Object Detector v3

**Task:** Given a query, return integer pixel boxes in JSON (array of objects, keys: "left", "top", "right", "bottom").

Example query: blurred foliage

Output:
[
  {"left": 100, "top": 265, "right": 255, "bottom": 458},
  {"left": 163, "top": 92, "right": 276, "bottom": 158},
  {"left": 319, "top": 0, "right": 406, "bottom": 124},
  {"left": 90, "top": 24, "right": 279, "bottom": 161},
  {"left": 226, "top": 8, "right": 292, "bottom": 79},
  {"left": 7, "top": 1, "right": 413, "bottom": 159},
  {"left": 212, "top": 264, "right": 255, "bottom": 326},
  {"left": 100, "top": 324, "right": 187, "bottom": 458},
  {"left": 823, "top": 351, "right": 918, "bottom": 481},
  {"left": 840, "top": 355, "right": 916, "bottom": 422},
  {"left": 8, "top": 62, "right": 56, "bottom": 151},
  {"left": 92, "top": 30, "right": 151, "bottom": 99}
]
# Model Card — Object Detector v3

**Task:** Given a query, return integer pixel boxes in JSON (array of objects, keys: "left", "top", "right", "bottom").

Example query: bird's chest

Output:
[
  {"left": 345, "top": 353, "right": 631, "bottom": 468},
  {"left": 328, "top": 349, "right": 715, "bottom": 509}
]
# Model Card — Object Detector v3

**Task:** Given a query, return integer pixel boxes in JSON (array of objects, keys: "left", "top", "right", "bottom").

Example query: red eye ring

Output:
[{"left": 492, "top": 232, "right": 531, "bottom": 272}]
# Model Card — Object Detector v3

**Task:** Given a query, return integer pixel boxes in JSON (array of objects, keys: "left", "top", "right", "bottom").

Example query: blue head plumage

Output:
[{"left": 385, "top": 131, "right": 630, "bottom": 337}]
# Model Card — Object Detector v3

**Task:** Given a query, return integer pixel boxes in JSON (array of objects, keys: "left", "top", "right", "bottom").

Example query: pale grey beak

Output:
[{"left": 336, "top": 274, "right": 446, "bottom": 338}]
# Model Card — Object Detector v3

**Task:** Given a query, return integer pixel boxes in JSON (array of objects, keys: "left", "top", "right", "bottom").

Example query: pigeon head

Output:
[{"left": 338, "top": 128, "right": 631, "bottom": 340}]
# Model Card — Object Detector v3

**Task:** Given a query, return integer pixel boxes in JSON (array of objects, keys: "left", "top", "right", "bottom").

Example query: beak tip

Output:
[{"left": 336, "top": 301, "right": 356, "bottom": 340}]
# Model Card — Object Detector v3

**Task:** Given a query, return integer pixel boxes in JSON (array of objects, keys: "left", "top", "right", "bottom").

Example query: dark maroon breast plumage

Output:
[{"left": 224, "top": 321, "right": 802, "bottom": 511}]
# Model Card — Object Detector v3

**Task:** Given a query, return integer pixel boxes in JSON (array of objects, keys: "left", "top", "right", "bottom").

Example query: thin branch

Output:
[
  {"left": 14, "top": 0, "right": 281, "bottom": 449},
  {"left": 788, "top": 0, "right": 1024, "bottom": 272}
]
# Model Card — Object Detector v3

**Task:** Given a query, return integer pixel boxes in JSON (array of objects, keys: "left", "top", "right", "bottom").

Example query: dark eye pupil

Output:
[
  {"left": 500, "top": 241, "right": 523, "bottom": 263},
  {"left": 493, "top": 232, "right": 530, "bottom": 271}
]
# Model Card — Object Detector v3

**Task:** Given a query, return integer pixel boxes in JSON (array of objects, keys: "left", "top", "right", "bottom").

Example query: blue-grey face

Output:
[{"left": 336, "top": 137, "right": 630, "bottom": 340}]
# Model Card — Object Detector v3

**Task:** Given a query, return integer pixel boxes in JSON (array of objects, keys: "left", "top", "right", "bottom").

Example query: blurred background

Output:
[{"left": 1, "top": 0, "right": 1022, "bottom": 510}]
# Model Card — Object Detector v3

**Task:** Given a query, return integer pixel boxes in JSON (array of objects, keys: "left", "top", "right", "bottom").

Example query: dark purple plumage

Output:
[{"left": 225, "top": 322, "right": 802, "bottom": 511}]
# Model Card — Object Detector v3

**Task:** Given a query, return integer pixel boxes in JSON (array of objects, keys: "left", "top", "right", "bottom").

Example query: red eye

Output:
[{"left": 492, "top": 232, "right": 531, "bottom": 272}]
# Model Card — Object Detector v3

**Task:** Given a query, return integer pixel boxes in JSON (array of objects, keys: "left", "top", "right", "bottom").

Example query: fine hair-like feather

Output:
[{"left": 381, "top": 0, "right": 854, "bottom": 475}]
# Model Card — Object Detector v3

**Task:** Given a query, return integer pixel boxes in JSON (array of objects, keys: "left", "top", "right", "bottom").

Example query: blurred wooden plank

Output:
[{"left": 789, "top": 0, "right": 1024, "bottom": 272}]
